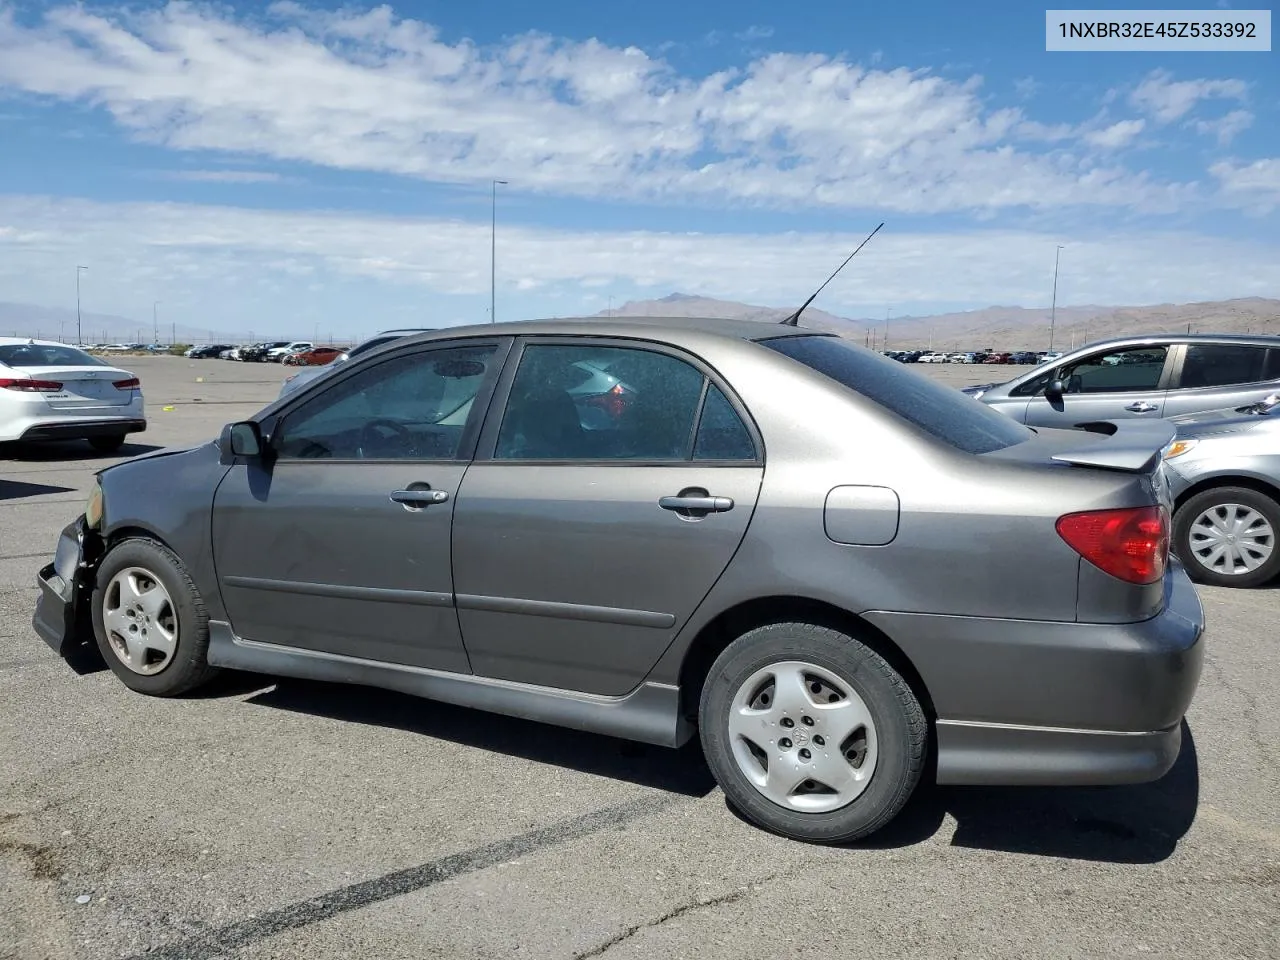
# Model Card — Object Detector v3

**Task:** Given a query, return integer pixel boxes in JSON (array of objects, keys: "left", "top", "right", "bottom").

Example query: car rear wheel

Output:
[
  {"left": 699, "top": 622, "right": 927, "bottom": 844},
  {"left": 91, "top": 539, "right": 220, "bottom": 696},
  {"left": 1174, "top": 486, "right": 1280, "bottom": 588},
  {"left": 88, "top": 434, "right": 125, "bottom": 453}
]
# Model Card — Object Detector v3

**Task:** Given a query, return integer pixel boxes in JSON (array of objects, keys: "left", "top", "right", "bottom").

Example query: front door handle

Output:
[
  {"left": 390, "top": 488, "right": 450, "bottom": 508},
  {"left": 1125, "top": 401, "right": 1159, "bottom": 413},
  {"left": 659, "top": 495, "right": 734, "bottom": 513}
]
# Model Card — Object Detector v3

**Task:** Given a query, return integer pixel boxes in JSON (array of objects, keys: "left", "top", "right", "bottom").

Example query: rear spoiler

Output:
[{"left": 1050, "top": 419, "right": 1176, "bottom": 473}]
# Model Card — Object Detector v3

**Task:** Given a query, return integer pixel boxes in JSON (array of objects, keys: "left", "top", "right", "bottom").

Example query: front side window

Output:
[
  {"left": 494, "top": 343, "right": 755, "bottom": 461},
  {"left": 275, "top": 344, "right": 497, "bottom": 461},
  {"left": 1063, "top": 347, "right": 1168, "bottom": 394},
  {"left": 1180, "top": 345, "right": 1276, "bottom": 389}
]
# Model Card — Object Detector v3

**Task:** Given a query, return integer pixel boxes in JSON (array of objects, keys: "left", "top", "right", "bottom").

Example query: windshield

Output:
[
  {"left": 762, "top": 335, "right": 1032, "bottom": 454},
  {"left": 0, "top": 344, "right": 106, "bottom": 368}
]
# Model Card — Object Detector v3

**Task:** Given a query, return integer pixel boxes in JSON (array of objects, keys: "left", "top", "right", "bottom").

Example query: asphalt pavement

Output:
[{"left": 1, "top": 356, "right": 1277, "bottom": 960}]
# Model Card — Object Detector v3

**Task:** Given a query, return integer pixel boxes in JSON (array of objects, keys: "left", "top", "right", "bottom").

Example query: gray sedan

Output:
[
  {"left": 1165, "top": 396, "right": 1280, "bottom": 587},
  {"left": 32, "top": 317, "right": 1203, "bottom": 844}
]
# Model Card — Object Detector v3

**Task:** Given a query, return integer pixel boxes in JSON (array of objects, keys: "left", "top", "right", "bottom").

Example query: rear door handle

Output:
[
  {"left": 659, "top": 495, "right": 734, "bottom": 513},
  {"left": 1125, "top": 401, "right": 1159, "bottom": 413},
  {"left": 390, "top": 489, "right": 450, "bottom": 507}
]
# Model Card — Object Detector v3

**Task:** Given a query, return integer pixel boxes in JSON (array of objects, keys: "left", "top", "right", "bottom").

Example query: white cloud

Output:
[
  {"left": 1129, "top": 69, "right": 1247, "bottom": 123},
  {"left": 1084, "top": 119, "right": 1145, "bottom": 151},
  {"left": 1193, "top": 109, "right": 1253, "bottom": 146},
  {"left": 734, "top": 26, "right": 774, "bottom": 41},
  {"left": 0, "top": 3, "right": 1199, "bottom": 216},
  {"left": 1211, "top": 158, "right": 1280, "bottom": 212},
  {"left": 1, "top": 195, "right": 1276, "bottom": 330}
]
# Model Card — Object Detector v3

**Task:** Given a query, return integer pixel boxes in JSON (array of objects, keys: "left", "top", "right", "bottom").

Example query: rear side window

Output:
[
  {"left": 1180, "top": 344, "right": 1278, "bottom": 389},
  {"left": 762, "top": 335, "right": 1031, "bottom": 454}
]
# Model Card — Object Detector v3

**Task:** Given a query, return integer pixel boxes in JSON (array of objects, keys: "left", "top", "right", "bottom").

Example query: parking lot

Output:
[{"left": 2, "top": 355, "right": 1277, "bottom": 960}]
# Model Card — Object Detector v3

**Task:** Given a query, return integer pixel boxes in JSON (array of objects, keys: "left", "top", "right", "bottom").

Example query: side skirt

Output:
[{"left": 207, "top": 621, "right": 694, "bottom": 748}]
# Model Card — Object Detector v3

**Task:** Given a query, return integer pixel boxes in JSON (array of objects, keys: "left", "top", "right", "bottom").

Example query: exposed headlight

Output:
[
  {"left": 1163, "top": 438, "right": 1199, "bottom": 460},
  {"left": 84, "top": 481, "right": 104, "bottom": 530},
  {"left": 970, "top": 389, "right": 986, "bottom": 400}
]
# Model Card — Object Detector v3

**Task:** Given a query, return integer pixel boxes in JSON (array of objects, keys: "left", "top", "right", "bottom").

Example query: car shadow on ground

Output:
[
  {"left": 244, "top": 678, "right": 718, "bottom": 798},
  {"left": 730, "top": 720, "right": 1200, "bottom": 864},
  {"left": 0, "top": 479, "right": 76, "bottom": 500},
  {"left": 0, "top": 439, "right": 163, "bottom": 461}
]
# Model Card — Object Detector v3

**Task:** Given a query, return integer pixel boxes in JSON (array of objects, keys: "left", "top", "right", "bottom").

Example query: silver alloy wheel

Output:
[
  {"left": 1188, "top": 503, "right": 1275, "bottom": 576},
  {"left": 102, "top": 567, "right": 179, "bottom": 676},
  {"left": 727, "top": 660, "right": 878, "bottom": 813}
]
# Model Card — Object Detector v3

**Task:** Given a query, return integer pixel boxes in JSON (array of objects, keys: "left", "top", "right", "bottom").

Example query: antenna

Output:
[{"left": 780, "top": 222, "right": 885, "bottom": 327}]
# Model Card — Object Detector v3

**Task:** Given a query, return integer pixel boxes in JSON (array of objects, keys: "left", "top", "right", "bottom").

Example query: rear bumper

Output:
[
  {"left": 18, "top": 418, "right": 146, "bottom": 442},
  {"left": 865, "top": 561, "right": 1205, "bottom": 786}
]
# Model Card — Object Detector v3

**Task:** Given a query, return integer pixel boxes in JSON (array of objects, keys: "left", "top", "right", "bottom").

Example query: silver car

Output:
[
  {"left": 964, "top": 334, "right": 1280, "bottom": 428},
  {"left": 1164, "top": 395, "right": 1280, "bottom": 587},
  {"left": 32, "top": 317, "right": 1203, "bottom": 844}
]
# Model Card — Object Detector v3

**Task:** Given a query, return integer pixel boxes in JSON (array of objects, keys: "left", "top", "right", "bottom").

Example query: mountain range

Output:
[{"left": 2, "top": 294, "right": 1278, "bottom": 351}]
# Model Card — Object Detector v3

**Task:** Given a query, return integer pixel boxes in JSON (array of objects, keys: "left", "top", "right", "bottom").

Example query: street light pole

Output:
[
  {"left": 75, "top": 265, "right": 88, "bottom": 345},
  {"left": 1049, "top": 245, "right": 1063, "bottom": 351},
  {"left": 153, "top": 301, "right": 161, "bottom": 345},
  {"left": 491, "top": 179, "right": 508, "bottom": 324},
  {"left": 884, "top": 306, "right": 890, "bottom": 352}
]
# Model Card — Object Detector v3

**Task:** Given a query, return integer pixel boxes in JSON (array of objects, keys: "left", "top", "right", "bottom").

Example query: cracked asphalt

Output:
[{"left": 2, "top": 356, "right": 1277, "bottom": 960}]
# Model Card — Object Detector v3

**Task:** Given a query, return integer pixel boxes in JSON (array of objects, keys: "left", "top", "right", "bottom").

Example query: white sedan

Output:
[{"left": 0, "top": 339, "right": 145, "bottom": 452}]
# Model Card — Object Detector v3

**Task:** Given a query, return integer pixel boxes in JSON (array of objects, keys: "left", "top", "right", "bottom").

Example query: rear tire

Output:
[
  {"left": 699, "top": 622, "right": 927, "bottom": 844},
  {"left": 88, "top": 435, "right": 126, "bottom": 453},
  {"left": 91, "top": 539, "right": 220, "bottom": 696},
  {"left": 1174, "top": 486, "right": 1280, "bottom": 588}
]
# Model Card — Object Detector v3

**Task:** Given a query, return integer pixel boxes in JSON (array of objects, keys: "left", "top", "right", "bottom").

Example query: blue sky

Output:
[{"left": 0, "top": 0, "right": 1277, "bottom": 337}]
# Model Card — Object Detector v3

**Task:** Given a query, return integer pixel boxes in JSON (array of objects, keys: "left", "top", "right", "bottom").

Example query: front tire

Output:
[
  {"left": 699, "top": 622, "right": 927, "bottom": 844},
  {"left": 1174, "top": 486, "right": 1280, "bottom": 588},
  {"left": 91, "top": 539, "right": 220, "bottom": 696}
]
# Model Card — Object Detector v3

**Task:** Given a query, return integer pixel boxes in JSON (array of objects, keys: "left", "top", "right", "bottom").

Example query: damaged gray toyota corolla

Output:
[{"left": 32, "top": 317, "right": 1204, "bottom": 844}]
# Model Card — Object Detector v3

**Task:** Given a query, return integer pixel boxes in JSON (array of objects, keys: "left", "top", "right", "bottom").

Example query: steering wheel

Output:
[{"left": 359, "top": 418, "right": 414, "bottom": 457}]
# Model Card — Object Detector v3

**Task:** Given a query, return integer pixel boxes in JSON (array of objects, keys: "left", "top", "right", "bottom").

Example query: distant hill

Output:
[
  {"left": 0, "top": 301, "right": 230, "bottom": 345},
  {"left": 595, "top": 295, "right": 1280, "bottom": 351}
]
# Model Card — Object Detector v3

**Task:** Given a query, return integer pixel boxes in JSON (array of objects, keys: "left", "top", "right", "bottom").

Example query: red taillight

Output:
[
  {"left": 0, "top": 378, "right": 63, "bottom": 392},
  {"left": 582, "top": 383, "right": 628, "bottom": 418},
  {"left": 1056, "top": 505, "right": 1170, "bottom": 584},
  {"left": 113, "top": 377, "right": 140, "bottom": 390}
]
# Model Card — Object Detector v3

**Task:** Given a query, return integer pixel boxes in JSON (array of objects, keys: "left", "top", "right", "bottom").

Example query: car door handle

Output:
[
  {"left": 659, "top": 495, "right": 734, "bottom": 513},
  {"left": 1125, "top": 401, "right": 1159, "bottom": 413},
  {"left": 390, "top": 489, "right": 449, "bottom": 507}
]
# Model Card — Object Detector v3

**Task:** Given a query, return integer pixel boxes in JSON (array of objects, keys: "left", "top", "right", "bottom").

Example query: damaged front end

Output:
[{"left": 32, "top": 500, "right": 106, "bottom": 658}]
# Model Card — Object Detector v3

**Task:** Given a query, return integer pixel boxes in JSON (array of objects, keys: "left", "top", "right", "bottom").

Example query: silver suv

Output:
[{"left": 963, "top": 335, "right": 1280, "bottom": 428}]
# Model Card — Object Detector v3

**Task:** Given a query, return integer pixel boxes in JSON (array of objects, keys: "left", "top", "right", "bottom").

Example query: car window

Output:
[
  {"left": 0, "top": 344, "right": 107, "bottom": 367},
  {"left": 494, "top": 344, "right": 707, "bottom": 460},
  {"left": 275, "top": 344, "right": 497, "bottom": 461},
  {"left": 694, "top": 384, "right": 756, "bottom": 460},
  {"left": 1180, "top": 344, "right": 1277, "bottom": 389},
  {"left": 762, "top": 334, "right": 1031, "bottom": 455},
  {"left": 1064, "top": 347, "right": 1167, "bottom": 394}
]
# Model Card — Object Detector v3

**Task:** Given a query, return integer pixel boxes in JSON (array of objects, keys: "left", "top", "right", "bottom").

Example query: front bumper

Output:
[
  {"left": 32, "top": 518, "right": 103, "bottom": 657},
  {"left": 865, "top": 561, "right": 1206, "bottom": 786}
]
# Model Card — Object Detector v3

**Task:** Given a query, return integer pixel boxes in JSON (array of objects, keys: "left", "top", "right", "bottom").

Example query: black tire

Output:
[
  {"left": 699, "top": 622, "right": 927, "bottom": 844},
  {"left": 90, "top": 539, "right": 220, "bottom": 696},
  {"left": 88, "top": 434, "right": 126, "bottom": 453},
  {"left": 1173, "top": 486, "right": 1280, "bottom": 588}
]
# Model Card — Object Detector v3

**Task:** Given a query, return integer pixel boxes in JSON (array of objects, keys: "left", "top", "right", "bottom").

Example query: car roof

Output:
[{"left": 394, "top": 315, "right": 834, "bottom": 346}]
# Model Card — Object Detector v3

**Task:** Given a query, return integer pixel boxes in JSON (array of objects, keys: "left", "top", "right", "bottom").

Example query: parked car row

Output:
[
  {"left": 887, "top": 350, "right": 1057, "bottom": 365},
  {"left": 184, "top": 341, "right": 327, "bottom": 362}
]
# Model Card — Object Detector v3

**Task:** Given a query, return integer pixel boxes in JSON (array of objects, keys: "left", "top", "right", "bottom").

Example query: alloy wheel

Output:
[{"left": 102, "top": 567, "right": 179, "bottom": 675}]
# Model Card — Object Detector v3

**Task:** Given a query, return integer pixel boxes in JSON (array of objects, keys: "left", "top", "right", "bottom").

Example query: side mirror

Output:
[
  {"left": 219, "top": 421, "right": 263, "bottom": 462},
  {"left": 1045, "top": 378, "right": 1066, "bottom": 411}
]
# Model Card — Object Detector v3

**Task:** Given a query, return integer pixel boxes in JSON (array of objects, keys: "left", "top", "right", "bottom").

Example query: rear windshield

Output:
[
  {"left": 762, "top": 335, "right": 1032, "bottom": 454},
  {"left": 0, "top": 344, "right": 106, "bottom": 368}
]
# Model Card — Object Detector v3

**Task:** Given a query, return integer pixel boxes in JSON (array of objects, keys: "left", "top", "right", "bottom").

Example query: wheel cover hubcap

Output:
[
  {"left": 102, "top": 567, "right": 179, "bottom": 675},
  {"left": 727, "top": 660, "right": 878, "bottom": 813},
  {"left": 1188, "top": 503, "right": 1274, "bottom": 576}
]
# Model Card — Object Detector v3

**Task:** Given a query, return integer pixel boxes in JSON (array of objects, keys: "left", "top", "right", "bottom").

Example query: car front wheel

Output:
[
  {"left": 699, "top": 622, "right": 927, "bottom": 844},
  {"left": 1174, "top": 486, "right": 1280, "bottom": 588},
  {"left": 91, "top": 539, "right": 220, "bottom": 696}
]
